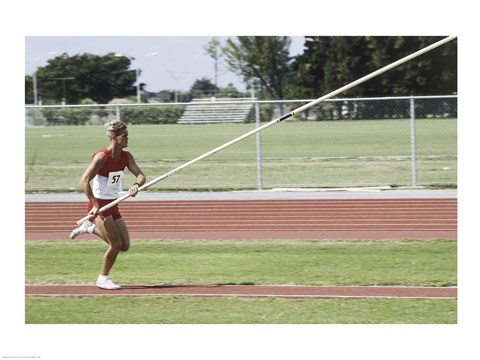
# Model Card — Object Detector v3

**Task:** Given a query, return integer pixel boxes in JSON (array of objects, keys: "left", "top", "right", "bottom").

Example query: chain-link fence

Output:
[{"left": 25, "top": 95, "right": 456, "bottom": 192}]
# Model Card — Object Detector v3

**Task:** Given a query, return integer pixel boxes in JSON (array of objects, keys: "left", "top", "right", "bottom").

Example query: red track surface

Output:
[
  {"left": 25, "top": 198, "right": 457, "bottom": 299},
  {"left": 25, "top": 198, "right": 457, "bottom": 240},
  {"left": 25, "top": 284, "right": 457, "bottom": 299}
]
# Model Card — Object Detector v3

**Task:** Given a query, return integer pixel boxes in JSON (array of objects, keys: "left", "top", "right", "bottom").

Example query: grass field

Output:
[
  {"left": 25, "top": 239, "right": 457, "bottom": 324},
  {"left": 24, "top": 119, "right": 456, "bottom": 192},
  {"left": 25, "top": 296, "right": 456, "bottom": 324},
  {"left": 25, "top": 240, "right": 456, "bottom": 286}
]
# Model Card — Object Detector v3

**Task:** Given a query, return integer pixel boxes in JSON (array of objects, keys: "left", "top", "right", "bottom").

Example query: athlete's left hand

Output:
[{"left": 129, "top": 183, "right": 140, "bottom": 197}]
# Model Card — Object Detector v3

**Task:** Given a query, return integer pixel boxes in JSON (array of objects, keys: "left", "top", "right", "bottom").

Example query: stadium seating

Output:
[{"left": 178, "top": 98, "right": 254, "bottom": 124}]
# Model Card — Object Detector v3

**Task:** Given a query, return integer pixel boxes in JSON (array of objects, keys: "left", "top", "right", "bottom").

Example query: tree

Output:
[
  {"left": 25, "top": 53, "right": 137, "bottom": 104},
  {"left": 288, "top": 36, "right": 457, "bottom": 98},
  {"left": 188, "top": 78, "right": 220, "bottom": 99},
  {"left": 215, "top": 83, "right": 244, "bottom": 98},
  {"left": 365, "top": 36, "right": 457, "bottom": 95},
  {"left": 222, "top": 36, "right": 292, "bottom": 99},
  {"left": 289, "top": 36, "right": 377, "bottom": 98},
  {"left": 204, "top": 37, "right": 223, "bottom": 88}
]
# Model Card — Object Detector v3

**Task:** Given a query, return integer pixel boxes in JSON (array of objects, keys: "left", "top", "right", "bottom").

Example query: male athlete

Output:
[{"left": 69, "top": 120, "right": 146, "bottom": 289}]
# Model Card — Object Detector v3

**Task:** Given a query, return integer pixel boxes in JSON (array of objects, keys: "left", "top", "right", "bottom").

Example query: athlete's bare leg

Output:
[
  {"left": 113, "top": 218, "right": 131, "bottom": 252},
  {"left": 92, "top": 217, "right": 109, "bottom": 245},
  {"left": 94, "top": 216, "right": 126, "bottom": 276}
]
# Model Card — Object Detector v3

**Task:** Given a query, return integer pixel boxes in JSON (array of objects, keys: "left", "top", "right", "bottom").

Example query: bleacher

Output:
[{"left": 178, "top": 98, "right": 254, "bottom": 124}]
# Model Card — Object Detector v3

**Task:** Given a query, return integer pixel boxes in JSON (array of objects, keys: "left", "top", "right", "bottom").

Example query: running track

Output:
[
  {"left": 25, "top": 198, "right": 457, "bottom": 240},
  {"left": 25, "top": 195, "right": 457, "bottom": 299},
  {"left": 25, "top": 284, "right": 457, "bottom": 299}
]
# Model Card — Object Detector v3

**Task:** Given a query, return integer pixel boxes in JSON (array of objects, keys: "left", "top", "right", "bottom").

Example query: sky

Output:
[{"left": 25, "top": 36, "right": 306, "bottom": 93}]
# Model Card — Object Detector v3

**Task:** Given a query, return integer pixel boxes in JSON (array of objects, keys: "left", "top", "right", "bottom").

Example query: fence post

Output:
[
  {"left": 410, "top": 96, "right": 418, "bottom": 187},
  {"left": 255, "top": 101, "right": 263, "bottom": 190},
  {"left": 115, "top": 105, "right": 120, "bottom": 120}
]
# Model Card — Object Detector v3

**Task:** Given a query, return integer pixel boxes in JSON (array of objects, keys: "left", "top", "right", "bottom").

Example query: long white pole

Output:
[{"left": 76, "top": 35, "right": 456, "bottom": 224}]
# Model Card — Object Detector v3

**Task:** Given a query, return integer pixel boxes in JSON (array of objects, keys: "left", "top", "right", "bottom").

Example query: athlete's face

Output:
[{"left": 116, "top": 131, "right": 129, "bottom": 148}]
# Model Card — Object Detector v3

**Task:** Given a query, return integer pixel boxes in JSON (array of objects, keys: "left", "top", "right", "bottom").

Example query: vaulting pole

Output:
[{"left": 76, "top": 35, "right": 456, "bottom": 224}]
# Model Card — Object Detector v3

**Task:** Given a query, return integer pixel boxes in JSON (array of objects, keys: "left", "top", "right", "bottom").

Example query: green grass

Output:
[
  {"left": 25, "top": 239, "right": 457, "bottom": 324},
  {"left": 25, "top": 296, "right": 457, "bottom": 324},
  {"left": 25, "top": 239, "right": 457, "bottom": 286},
  {"left": 24, "top": 119, "right": 457, "bottom": 192}
]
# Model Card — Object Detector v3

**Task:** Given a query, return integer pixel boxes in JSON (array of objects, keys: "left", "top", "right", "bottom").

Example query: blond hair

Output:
[{"left": 105, "top": 120, "right": 127, "bottom": 139}]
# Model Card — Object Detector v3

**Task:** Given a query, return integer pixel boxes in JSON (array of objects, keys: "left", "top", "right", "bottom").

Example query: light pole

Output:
[
  {"left": 27, "top": 51, "right": 57, "bottom": 105},
  {"left": 162, "top": 70, "right": 190, "bottom": 102},
  {"left": 52, "top": 77, "right": 75, "bottom": 105},
  {"left": 115, "top": 52, "right": 158, "bottom": 103}
]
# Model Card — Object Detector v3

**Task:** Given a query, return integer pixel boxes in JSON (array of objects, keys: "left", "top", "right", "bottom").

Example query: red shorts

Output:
[{"left": 88, "top": 198, "right": 122, "bottom": 220}]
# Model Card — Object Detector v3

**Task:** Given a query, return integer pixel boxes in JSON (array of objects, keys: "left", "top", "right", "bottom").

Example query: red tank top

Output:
[{"left": 94, "top": 148, "right": 130, "bottom": 175}]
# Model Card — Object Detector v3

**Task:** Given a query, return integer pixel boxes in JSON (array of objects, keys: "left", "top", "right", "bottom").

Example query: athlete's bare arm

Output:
[
  {"left": 126, "top": 152, "right": 146, "bottom": 197},
  {"left": 79, "top": 152, "right": 106, "bottom": 213}
]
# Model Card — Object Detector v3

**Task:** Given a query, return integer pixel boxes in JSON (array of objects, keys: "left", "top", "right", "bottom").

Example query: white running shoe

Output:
[
  {"left": 69, "top": 221, "right": 94, "bottom": 239},
  {"left": 96, "top": 276, "right": 121, "bottom": 290}
]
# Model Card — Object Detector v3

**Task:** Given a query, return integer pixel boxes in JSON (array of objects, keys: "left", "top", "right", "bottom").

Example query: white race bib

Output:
[{"left": 107, "top": 171, "right": 124, "bottom": 189}]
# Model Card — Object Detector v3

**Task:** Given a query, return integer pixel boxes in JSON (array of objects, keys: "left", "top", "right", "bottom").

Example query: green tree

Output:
[
  {"left": 25, "top": 53, "right": 137, "bottom": 104},
  {"left": 288, "top": 36, "right": 457, "bottom": 98},
  {"left": 188, "top": 78, "right": 220, "bottom": 98},
  {"left": 204, "top": 37, "right": 223, "bottom": 88},
  {"left": 215, "top": 83, "right": 244, "bottom": 98},
  {"left": 365, "top": 36, "right": 457, "bottom": 95},
  {"left": 222, "top": 36, "right": 292, "bottom": 99},
  {"left": 25, "top": 76, "right": 34, "bottom": 103},
  {"left": 289, "top": 36, "right": 377, "bottom": 98}
]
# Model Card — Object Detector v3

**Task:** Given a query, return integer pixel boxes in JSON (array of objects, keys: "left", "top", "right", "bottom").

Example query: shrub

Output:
[
  {"left": 41, "top": 107, "right": 93, "bottom": 125},
  {"left": 120, "top": 106, "right": 185, "bottom": 124}
]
